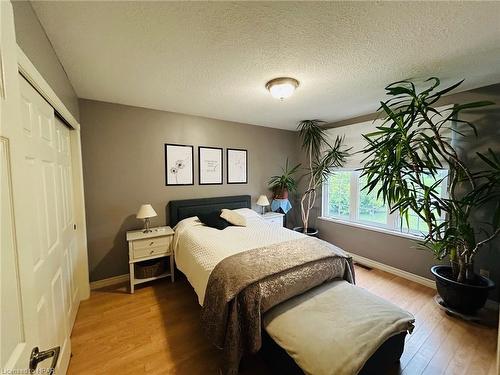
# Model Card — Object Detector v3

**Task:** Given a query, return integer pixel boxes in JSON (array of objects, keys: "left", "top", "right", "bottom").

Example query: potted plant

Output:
[
  {"left": 361, "top": 77, "right": 499, "bottom": 314},
  {"left": 268, "top": 158, "right": 301, "bottom": 199},
  {"left": 295, "top": 120, "right": 349, "bottom": 236}
]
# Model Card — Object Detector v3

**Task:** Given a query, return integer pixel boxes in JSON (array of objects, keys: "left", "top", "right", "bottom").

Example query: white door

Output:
[
  {"left": 16, "top": 76, "right": 77, "bottom": 373},
  {"left": 1, "top": 1, "right": 40, "bottom": 372},
  {"left": 56, "top": 115, "right": 80, "bottom": 330},
  {"left": 1, "top": 2, "right": 79, "bottom": 370}
]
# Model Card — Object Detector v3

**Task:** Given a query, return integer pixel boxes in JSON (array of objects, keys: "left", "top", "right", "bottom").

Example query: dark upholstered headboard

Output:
[{"left": 168, "top": 195, "right": 251, "bottom": 226}]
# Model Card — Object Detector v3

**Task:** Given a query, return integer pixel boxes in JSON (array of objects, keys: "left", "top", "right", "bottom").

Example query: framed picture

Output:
[
  {"left": 227, "top": 148, "right": 248, "bottom": 184},
  {"left": 165, "top": 144, "right": 194, "bottom": 186},
  {"left": 199, "top": 146, "right": 223, "bottom": 185}
]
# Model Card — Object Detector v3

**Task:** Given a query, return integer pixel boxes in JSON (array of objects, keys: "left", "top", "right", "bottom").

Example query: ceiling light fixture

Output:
[{"left": 265, "top": 77, "right": 300, "bottom": 100}]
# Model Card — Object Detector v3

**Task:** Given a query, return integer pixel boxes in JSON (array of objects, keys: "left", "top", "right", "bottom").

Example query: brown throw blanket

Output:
[{"left": 201, "top": 236, "right": 355, "bottom": 375}]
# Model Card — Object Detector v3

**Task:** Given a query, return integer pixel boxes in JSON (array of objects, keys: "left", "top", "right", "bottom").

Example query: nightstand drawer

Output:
[
  {"left": 133, "top": 245, "right": 170, "bottom": 260},
  {"left": 133, "top": 236, "right": 171, "bottom": 250},
  {"left": 267, "top": 217, "right": 283, "bottom": 226}
]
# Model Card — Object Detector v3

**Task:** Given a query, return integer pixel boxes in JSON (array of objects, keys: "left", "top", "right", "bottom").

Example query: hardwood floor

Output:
[{"left": 68, "top": 266, "right": 498, "bottom": 374}]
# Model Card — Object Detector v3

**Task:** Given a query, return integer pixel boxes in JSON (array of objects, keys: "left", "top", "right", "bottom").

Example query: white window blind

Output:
[
  {"left": 325, "top": 119, "right": 382, "bottom": 169},
  {"left": 325, "top": 105, "right": 454, "bottom": 169}
]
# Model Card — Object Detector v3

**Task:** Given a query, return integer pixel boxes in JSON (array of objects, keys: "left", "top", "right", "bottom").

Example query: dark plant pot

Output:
[
  {"left": 293, "top": 227, "right": 319, "bottom": 237},
  {"left": 431, "top": 265, "right": 495, "bottom": 315}
]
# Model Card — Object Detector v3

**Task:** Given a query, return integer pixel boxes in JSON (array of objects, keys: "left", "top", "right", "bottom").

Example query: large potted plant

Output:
[
  {"left": 295, "top": 120, "right": 349, "bottom": 236},
  {"left": 268, "top": 158, "right": 301, "bottom": 199},
  {"left": 361, "top": 77, "right": 499, "bottom": 314}
]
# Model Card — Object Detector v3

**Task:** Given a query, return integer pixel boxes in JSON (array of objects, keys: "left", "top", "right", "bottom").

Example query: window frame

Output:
[{"left": 321, "top": 169, "right": 448, "bottom": 238}]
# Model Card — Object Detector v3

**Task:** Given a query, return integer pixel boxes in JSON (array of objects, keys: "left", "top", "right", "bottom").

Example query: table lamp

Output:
[
  {"left": 256, "top": 195, "right": 270, "bottom": 214},
  {"left": 136, "top": 204, "right": 157, "bottom": 233}
]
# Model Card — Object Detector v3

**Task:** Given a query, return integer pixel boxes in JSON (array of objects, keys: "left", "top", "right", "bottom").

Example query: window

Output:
[
  {"left": 326, "top": 171, "right": 350, "bottom": 220},
  {"left": 358, "top": 174, "right": 387, "bottom": 225},
  {"left": 400, "top": 170, "right": 448, "bottom": 234},
  {"left": 322, "top": 169, "right": 448, "bottom": 237}
]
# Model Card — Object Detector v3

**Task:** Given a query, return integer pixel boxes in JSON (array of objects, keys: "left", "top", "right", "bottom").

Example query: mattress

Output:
[{"left": 172, "top": 209, "right": 304, "bottom": 305}]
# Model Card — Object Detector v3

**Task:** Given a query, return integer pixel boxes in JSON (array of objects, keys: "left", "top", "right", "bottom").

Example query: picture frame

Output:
[
  {"left": 227, "top": 148, "right": 248, "bottom": 184},
  {"left": 198, "top": 146, "right": 223, "bottom": 185},
  {"left": 165, "top": 144, "right": 194, "bottom": 186}
]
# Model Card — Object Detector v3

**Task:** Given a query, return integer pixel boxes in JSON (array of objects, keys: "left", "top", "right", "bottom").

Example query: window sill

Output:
[{"left": 317, "top": 216, "right": 425, "bottom": 241}]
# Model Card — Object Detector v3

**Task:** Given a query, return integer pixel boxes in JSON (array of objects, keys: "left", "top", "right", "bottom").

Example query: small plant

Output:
[
  {"left": 361, "top": 77, "right": 499, "bottom": 283},
  {"left": 297, "top": 120, "right": 349, "bottom": 233},
  {"left": 268, "top": 158, "right": 301, "bottom": 198}
]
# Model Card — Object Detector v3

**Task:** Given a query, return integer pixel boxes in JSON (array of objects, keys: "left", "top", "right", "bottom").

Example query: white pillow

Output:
[
  {"left": 232, "top": 208, "right": 260, "bottom": 218},
  {"left": 220, "top": 209, "right": 247, "bottom": 226},
  {"left": 173, "top": 216, "right": 201, "bottom": 232}
]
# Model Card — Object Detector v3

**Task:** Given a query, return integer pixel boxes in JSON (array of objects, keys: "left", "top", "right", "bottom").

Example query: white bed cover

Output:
[{"left": 173, "top": 209, "right": 304, "bottom": 305}]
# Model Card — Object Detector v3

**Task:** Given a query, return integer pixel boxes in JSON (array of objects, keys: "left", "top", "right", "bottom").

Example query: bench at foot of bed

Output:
[{"left": 261, "top": 280, "right": 415, "bottom": 375}]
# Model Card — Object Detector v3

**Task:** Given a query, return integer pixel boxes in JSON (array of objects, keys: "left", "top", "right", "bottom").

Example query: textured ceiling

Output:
[{"left": 31, "top": 1, "right": 500, "bottom": 130}]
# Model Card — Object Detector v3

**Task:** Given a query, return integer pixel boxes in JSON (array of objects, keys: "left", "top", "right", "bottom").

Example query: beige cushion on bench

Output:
[{"left": 263, "top": 280, "right": 414, "bottom": 375}]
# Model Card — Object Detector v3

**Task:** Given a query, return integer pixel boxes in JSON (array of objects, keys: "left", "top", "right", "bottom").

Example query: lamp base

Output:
[{"left": 142, "top": 218, "right": 152, "bottom": 233}]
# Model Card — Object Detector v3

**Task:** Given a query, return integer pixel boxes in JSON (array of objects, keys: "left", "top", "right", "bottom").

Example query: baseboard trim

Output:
[
  {"left": 350, "top": 253, "right": 436, "bottom": 289},
  {"left": 90, "top": 274, "right": 129, "bottom": 290},
  {"left": 350, "top": 253, "right": 499, "bottom": 311}
]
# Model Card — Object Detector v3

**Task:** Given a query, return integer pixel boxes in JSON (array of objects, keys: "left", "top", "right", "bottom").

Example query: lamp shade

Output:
[
  {"left": 256, "top": 195, "right": 270, "bottom": 207},
  {"left": 136, "top": 204, "right": 157, "bottom": 219}
]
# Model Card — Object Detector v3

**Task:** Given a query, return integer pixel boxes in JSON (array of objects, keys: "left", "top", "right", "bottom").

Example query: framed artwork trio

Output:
[{"left": 165, "top": 144, "right": 247, "bottom": 186}]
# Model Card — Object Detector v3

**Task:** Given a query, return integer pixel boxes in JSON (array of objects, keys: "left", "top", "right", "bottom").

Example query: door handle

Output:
[{"left": 29, "top": 346, "right": 60, "bottom": 374}]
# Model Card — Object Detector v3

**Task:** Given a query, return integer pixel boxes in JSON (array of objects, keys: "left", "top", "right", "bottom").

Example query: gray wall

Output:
[
  {"left": 80, "top": 99, "right": 301, "bottom": 282},
  {"left": 12, "top": 1, "right": 80, "bottom": 121},
  {"left": 317, "top": 84, "right": 500, "bottom": 301}
]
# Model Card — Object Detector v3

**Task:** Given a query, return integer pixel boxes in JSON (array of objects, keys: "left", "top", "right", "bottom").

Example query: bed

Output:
[
  {"left": 168, "top": 195, "right": 414, "bottom": 375},
  {"left": 170, "top": 196, "right": 305, "bottom": 305}
]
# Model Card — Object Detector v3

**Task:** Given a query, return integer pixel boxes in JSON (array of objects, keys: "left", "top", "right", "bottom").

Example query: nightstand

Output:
[
  {"left": 261, "top": 212, "right": 285, "bottom": 227},
  {"left": 126, "top": 226, "right": 175, "bottom": 293}
]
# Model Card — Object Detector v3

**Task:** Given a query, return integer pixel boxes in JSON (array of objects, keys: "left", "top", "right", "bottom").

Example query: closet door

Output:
[
  {"left": 2, "top": 2, "right": 81, "bottom": 373},
  {"left": 17, "top": 76, "right": 74, "bottom": 373},
  {"left": 1, "top": 1, "right": 40, "bottom": 372},
  {"left": 55, "top": 116, "right": 80, "bottom": 329}
]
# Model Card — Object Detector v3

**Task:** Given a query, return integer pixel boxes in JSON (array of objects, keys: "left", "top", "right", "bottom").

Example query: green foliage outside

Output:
[
  {"left": 327, "top": 171, "right": 447, "bottom": 230},
  {"left": 359, "top": 174, "right": 386, "bottom": 224},
  {"left": 328, "top": 172, "right": 350, "bottom": 219}
]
